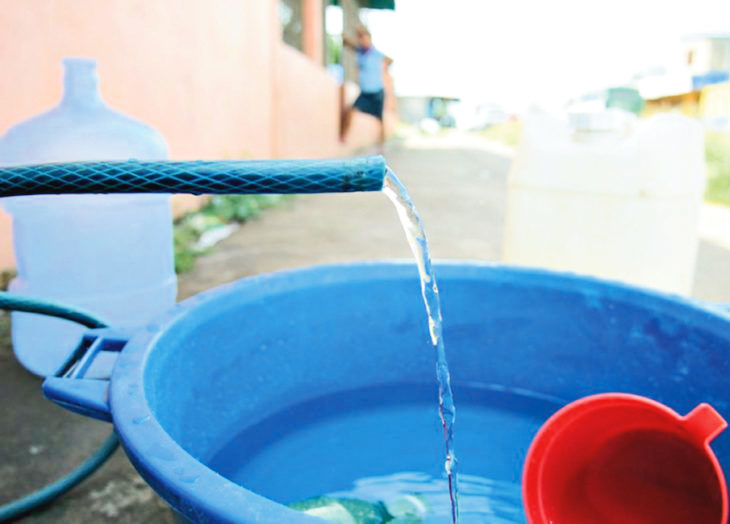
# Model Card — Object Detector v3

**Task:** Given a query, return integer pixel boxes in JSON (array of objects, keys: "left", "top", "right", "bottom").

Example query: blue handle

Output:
[
  {"left": 42, "top": 329, "right": 131, "bottom": 423},
  {"left": 0, "top": 155, "right": 386, "bottom": 197}
]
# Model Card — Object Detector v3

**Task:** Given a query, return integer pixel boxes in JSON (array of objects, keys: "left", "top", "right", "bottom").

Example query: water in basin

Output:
[{"left": 207, "top": 383, "right": 561, "bottom": 523}]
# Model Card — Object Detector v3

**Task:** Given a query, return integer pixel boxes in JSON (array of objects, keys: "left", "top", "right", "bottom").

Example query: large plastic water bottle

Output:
[
  {"left": 503, "top": 110, "right": 705, "bottom": 295},
  {"left": 0, "top": 58, "right": 176, "bottom": 376}
]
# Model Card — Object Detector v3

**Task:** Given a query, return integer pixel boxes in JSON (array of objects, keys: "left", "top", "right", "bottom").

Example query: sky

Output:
[{"left": 353, "top": 0, "right": 730, "bottom": 112}]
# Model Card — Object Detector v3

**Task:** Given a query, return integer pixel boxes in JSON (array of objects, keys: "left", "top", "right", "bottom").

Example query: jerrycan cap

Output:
[{"left": 569, "top": 109, "right": 635, "bottom": 142}]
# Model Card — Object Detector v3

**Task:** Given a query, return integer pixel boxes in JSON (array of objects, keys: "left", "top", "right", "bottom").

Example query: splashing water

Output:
[{"left": 382, "top": 168, "right": 460, "bottom": 523}]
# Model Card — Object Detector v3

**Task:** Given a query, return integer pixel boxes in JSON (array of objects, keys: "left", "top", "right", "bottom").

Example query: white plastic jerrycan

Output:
[
  {"left": 503, "top": 110, "right": 706, "bottom": 295},
  {"left": 0, "top": 58, "right": 177, "bottom": 376}
]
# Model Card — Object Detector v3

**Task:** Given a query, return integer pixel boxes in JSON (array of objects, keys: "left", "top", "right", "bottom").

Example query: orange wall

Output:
[
  {"left": 271, "top": 43, "right": 389, "bottom": 158},
  {"left": 0, "top": 213, "right": 12, "bottom": 270},
  {"left": 302, "top": 0, "right": 325, "bottom": 64},
  {"left": 0, "top": 1, "right": 279, "bottom": 269},
  {"left": 0, "top": 0, "right": 391, "bottom": 270},
  {"left": 274, "top": 44, "right": 340, "bottom": 158},
  {"left": 0, "top": 1, "right": 279, "bottom": 160}
]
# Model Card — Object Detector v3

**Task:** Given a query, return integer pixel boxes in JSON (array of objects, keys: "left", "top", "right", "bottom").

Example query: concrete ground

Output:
[{"left": 2, "top": 131, "right": 730, "bottom": 522}]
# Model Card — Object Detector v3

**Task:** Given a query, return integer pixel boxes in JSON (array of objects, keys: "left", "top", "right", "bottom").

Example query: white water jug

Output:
[
  {"left": 503, "top": 110, "right": 706, "bottom": 295},
  {"left": 0, "top": 58, "right": 176, "bottom": 376}
]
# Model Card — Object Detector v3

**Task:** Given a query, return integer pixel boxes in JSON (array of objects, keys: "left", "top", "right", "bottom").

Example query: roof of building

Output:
[{"left": 682, "top": 33, "right": 730, "bottom": 42}]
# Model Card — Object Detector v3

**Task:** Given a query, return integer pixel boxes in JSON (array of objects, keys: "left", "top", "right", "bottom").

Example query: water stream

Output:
[{"left": 382, "top": 168, "right": 460, "bottom": 523}]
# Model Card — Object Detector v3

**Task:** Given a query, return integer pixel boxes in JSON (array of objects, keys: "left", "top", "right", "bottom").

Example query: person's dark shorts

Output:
[{"left": 353, "top": 89, "right": 385, "bottom": 120}]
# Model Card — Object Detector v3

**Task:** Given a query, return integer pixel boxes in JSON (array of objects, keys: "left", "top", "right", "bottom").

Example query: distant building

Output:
[
  {"left": 639, "top": 34, "right": 730, "bottom": 125},
  {"left": 684, "top": 34, "right": 730, "bottom": 88},
  {"left": 568, "top": 88, "right": 644, "bottom": 115}
]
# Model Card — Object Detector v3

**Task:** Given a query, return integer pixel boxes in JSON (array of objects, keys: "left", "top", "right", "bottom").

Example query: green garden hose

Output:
[{"left": 0, "top": 292, "right": 118, "bottom": 522}]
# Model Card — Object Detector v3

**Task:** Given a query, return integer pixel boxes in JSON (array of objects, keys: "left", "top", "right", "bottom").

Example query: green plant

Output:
[
  {"left": 0, "top": 269, "right": 16, "bottom": 291},
  {"left": 480, "top": 120, "right": 523, "bottom": 148},
  {"left": 174, "top": 222, "right": 203, "bottom": 273},
  {"left": 173, "top": 194, "right": 290, "bottom": 273},
  {"left": 202, "top": 194, "right": 288, "bottom": 222},
  {"left": 326, "top": 34, "right": 343, "bottom": 65},
  {"left": 705, "top": 131, "right": 730, "bottom": 207}
]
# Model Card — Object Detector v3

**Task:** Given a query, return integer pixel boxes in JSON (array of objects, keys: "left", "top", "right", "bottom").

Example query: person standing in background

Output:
[{"left": 340, "top": 25, "right": 393, "bottom": 150}]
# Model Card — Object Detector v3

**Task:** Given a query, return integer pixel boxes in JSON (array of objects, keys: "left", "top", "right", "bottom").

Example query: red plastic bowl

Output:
[{"left": 523, "top": 393, "right": 728, "bottom": 524}]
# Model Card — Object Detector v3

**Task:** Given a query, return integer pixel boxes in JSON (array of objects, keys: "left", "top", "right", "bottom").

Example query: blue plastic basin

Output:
[{"left": 43, "top": 262, "right": 730, "bottom": 523}]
